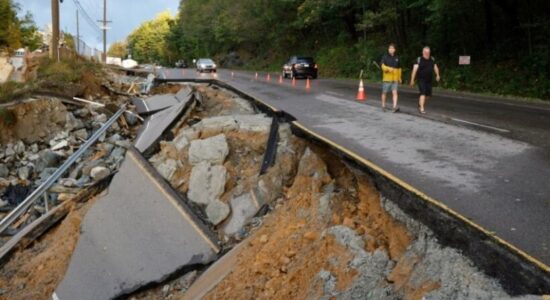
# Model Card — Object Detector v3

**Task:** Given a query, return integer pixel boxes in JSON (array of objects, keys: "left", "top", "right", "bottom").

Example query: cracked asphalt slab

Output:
[
  {"left": 157, "top": 68, "right": 550, "bottom": 265},
  {"left": 54, "top": 150, "right": 219, "bottom": 300}
]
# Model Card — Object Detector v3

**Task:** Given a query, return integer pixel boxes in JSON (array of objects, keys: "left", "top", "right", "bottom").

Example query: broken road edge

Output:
[{"left": 156, "top": 77, "right": 550, "bottom": 295}]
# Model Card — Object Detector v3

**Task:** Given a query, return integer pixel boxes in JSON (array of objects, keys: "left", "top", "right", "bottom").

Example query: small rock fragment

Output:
[
  {"left": 17, "top": 166, "right": 31, "bottom": 180},
  {"left": 155, "top": 159, "right": 178, "bottom": 181},
  {"left": 205, "top": 199, "right": 230, "bottom": 226},
  {"left": 51, "top": 140, "right": 69, "bottom": 151},
  {"left": 73, "top": 128, "right": 89, "bottom": 140},
  {"left": 13, "top": 141, "right": 26, "bottom": 155},
  {"left": 259, "top": 234, "right": 269, "bottom": 243},
  {"left": 0, "top": 164, "right": 9, "bottom": 178},
  {"left": 90, "top": 166, "right": 110, "bottom": 181}
]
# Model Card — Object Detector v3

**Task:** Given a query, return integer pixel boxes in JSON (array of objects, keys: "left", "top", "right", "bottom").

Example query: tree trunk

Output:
[{"left": 483, "top": 0, "right": 494, "bottom": 50}]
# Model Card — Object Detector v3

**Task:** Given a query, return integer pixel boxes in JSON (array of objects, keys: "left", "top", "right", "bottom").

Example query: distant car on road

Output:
[
  {"left": 175, "top": 60, "right": 187, "bottom": 68},
  {"left": 196, "top": 58, "right": 217, "bottom": 73},
  {"left": 283, "top": 56, "right": 318, "bottom": 79}
]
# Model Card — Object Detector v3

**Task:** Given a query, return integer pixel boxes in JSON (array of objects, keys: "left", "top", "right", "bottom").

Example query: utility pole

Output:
[
  {"left": 98, "top": 0, "right": 111, "bottom": 63},
  {"left": 50, "top": 0, "right": 60, "bottom": 60},
  {"left": 76, "top": 9, "right": 80, "bottom": 55}
]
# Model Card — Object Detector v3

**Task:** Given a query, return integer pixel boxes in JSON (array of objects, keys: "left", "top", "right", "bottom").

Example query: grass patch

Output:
[
  {"left": 0, "top": 81, "right": 32, "bottom": 104},
  {"left": 0, "top": 56, "right": 105, "bottom": 104}
]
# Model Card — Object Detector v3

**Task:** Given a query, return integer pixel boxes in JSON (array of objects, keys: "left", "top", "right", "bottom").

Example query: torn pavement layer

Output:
[
  {"left": 134, "top": 90, "right": 194, "bottom": 154},
  {"left": 53, "top": 148, "right": 219, "bottom": 300},
  {"left": 132, "top": 86, "right": 192, "bottom": 115}
]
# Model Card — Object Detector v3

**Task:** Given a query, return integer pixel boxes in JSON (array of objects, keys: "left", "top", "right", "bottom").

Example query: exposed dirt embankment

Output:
[
  {"left": 0, "top": 82, "right": 538, "bottom": 300},
  {"left": 0, "top": 196, "right": 98, "bottom": 299},
  {"left": 132, "top": 84, "right": 528, "bottom": 300},
  {"left": 0, "top": 99, "right": 68, "bottom": 145}
]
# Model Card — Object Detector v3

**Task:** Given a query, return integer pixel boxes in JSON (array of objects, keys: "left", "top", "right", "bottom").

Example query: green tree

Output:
[
  {"left": 127, "top": 0, "right": 550, "bottom": 99},
  {"left": 127, "top": 11, "right": 174, "bottom": 65},
  {"left": 108, "top": 40, "right": 128, "bottom": 58},
  {"left": 19, "top": 12, "right": 41, "bottom": 51},
  {"left": 0, "top": 0, "right": 21, "bottom": 50}
]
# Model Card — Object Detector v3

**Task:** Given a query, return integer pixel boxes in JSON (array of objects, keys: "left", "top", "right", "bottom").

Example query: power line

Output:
[
  {"left": 80, "top": 0, "right": 102, "bottom": 22},
  {"left": 71, "top": 0, "right": 102, "bottom": 37}
]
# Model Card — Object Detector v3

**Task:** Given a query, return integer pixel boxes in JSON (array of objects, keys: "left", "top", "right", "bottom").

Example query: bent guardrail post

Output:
[{"left": 0, "top": 105, "right": 127, "bottom": 234}]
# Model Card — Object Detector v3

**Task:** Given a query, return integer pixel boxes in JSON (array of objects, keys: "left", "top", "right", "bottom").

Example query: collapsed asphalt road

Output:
[
  {"left": 1, "top": 79, "right": 547, "bottom": 298},
  {"left": 157, "top": 68, "right": 550, "bottom": 267},
  {"left": 54, "top": 83, "right": 548, "bottom": 298}
]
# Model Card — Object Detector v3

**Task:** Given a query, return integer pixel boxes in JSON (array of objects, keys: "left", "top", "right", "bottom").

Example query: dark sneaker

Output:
[
  {"left": 392, "top": 107, "right": 400, "bottom": 113},
  {"left": 382, "top": 107, "right": 387, "bottom": 112}
]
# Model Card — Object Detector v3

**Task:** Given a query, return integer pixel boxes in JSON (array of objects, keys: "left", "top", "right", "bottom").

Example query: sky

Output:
[{"left": 17, "top": 0, "right": 180, "bottom": 50}]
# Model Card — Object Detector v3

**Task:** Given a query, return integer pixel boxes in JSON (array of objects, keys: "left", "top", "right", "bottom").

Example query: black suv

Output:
[{"left": 283, "top": 56, "right": 318, "bottom": 79}]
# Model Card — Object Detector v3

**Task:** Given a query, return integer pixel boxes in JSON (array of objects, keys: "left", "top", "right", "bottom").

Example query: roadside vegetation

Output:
[
  {"left": 123, "top": 0, "right": 549, "bottom": 100},
  {"left": 0, "top": 56, "right": 104, "bottom": 106},
  {"left": 0, "top": 0, "right": 42, "bottom": 51}
]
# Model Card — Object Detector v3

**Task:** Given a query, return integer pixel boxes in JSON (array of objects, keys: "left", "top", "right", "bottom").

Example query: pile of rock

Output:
[
  {"left": 150, "top": 107, "right": 305, "bottom": 242},
  {"left": 0, "top": 99, "right": 133, "bottom": 230}
]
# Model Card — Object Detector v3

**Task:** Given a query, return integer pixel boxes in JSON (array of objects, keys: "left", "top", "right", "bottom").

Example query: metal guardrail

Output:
[{"left": 0, "top": 105, "right": 127, "bottom": 234}]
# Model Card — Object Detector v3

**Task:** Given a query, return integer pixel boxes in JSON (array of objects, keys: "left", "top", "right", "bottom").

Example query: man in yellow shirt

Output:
[{"left": 380, "top": 44, "right": 402, "bottom": 113}]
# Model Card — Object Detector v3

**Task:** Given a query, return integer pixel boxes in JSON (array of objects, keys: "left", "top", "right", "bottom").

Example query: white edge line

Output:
[{"left": 451, "top": 118, "right": 510, "bottom": 133}]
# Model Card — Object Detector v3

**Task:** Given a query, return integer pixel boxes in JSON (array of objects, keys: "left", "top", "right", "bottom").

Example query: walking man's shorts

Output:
[
  {"left": 382, "top": 81, "right": 398, "bottom": 93},
  {"left": 418, "top": 80, "right": 432, "bottom": 96}
]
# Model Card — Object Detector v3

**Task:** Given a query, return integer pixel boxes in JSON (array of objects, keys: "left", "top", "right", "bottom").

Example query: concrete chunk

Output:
[
  {"left": 188, "top": 134, "right": 229, "bottom": 165},
  {"left": 223, "top": 193, "right": 259, "bottom": 236},
  {"left": 236, "top": 115, "right": 272, "bottom": 132},
  {"left": 155, "top": 158, "right": 178, "bottom": 181},
  {"left": 188, "top": 162, "right": 227, "bottom": 206},
  {"left": 199, "top": 116, "right": 239, "bottom": 133},
  {"left": 205, "top": 199, "right": 230, "bottom": 226}
]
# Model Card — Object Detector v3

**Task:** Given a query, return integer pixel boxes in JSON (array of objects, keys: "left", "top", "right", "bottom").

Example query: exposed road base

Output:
[{"left": 156, "top": 77, "right": 549, "bottom": 295}]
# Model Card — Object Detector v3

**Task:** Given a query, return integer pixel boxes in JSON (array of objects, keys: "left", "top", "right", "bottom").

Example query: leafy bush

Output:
[{"left": 0, "top": 81, "right": 27, "bottom": 103}]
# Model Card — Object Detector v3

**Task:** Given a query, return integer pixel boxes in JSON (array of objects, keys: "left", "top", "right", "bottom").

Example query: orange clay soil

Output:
[
  {"left": 150, "top": 84, "right": 183, "bottom": 95},
  {"left": 0, "top": 197, "right": 98, "bottom": 300},
  {"left": 197, "top": 147, "right": 423, "bottom": 300}
]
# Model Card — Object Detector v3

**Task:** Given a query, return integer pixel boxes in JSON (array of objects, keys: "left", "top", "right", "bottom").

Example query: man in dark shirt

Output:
[{"left": 410, "top": 46, "right": 441, "bottom": 114}]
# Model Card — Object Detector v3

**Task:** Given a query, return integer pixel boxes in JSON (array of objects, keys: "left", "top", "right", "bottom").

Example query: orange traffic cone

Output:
[
  {"left": 356, "top": 79, "right": 366, "bottom": 101},
  {"left": 266, "top": 73, "right": 271, "bottom": 82},
  {"left": 306, "top": 77, "right": 311, "bottom": 90},
  {"left": 292, "top": 77, "right": 296, "bottom": 87},
  {"left": 255, "top": 72, "right": 259, "bottom": 80},
  {"left": 278, "top": 75, "right": 283, "bottom": 84}
]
